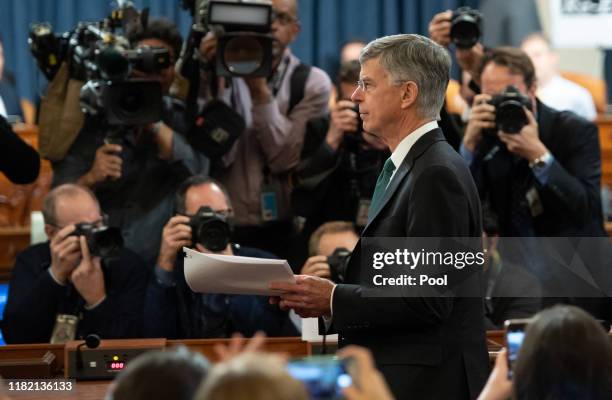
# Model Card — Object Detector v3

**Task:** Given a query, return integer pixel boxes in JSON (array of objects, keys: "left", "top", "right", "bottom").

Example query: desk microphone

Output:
[{"left": 76, "top": 334, "right": 101, "bottom": 370}]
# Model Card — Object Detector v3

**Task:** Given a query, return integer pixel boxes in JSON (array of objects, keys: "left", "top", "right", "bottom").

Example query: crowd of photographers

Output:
[{"left": 1, "top": 0, "right": 611, "bottom": 398}]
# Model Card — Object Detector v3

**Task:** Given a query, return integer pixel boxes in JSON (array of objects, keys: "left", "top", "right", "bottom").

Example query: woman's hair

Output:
[
  {"left": 195, "top": 353, "right": 308, "bottom": 400},
  {"left": 514, "top": 305, "right": 612, "bottom": 400}
]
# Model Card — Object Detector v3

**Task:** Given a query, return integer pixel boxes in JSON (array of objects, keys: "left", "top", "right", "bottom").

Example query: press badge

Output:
[
  {"left": 260, "top": 186, "right": 279, "bottom": 222},
  {"left": 526, "top": 187, "right": 543, "bottom": 217},
  {"left": 50, "top": 314, "right": 79, "bottom": 344},
  {"left": 356, "top": 199, "right": 371, "bottom": 227}
]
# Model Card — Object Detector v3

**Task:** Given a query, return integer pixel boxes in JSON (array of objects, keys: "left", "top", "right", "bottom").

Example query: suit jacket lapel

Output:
[{"left": 363, "top": 128, "right": 447, "bottom": 234}]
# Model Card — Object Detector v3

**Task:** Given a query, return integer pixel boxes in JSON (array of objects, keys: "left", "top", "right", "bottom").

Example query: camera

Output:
[
  {"left": 206, "top": 0, "right": 274, "bottom": 77},
  {"left": 287, "top": 356, "right": 353, "bottom": 400},
  {"left": 327, "top": 247, "right": 351, "bottom": 283},
  {"left": 72, "top": 223, "right": 124, "bottom": 259},
  {"left": 504, "top": 318, "right": 530, "bottom": 379},
  {"left": 489, "top": 86, "right": 532, "bottom": 134},
  {"left": 189, "top": 206, "right": 232, "bottom": 252},
  {"left": 28, "top": 2, "right": 168, "bottom": 129},
  {"left": 450, "top": 7, "right": 482, "bottom": 49}
]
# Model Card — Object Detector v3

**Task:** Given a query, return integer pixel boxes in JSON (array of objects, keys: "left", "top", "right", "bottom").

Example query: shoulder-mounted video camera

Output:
[{"left": 28, "top": 1, "right": 168, "bottom": 129}]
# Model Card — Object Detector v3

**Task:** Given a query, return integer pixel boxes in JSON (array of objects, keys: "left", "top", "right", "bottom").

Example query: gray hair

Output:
[
  {"left": 360, "top": 34, "right": 451, "bottom": 119},
  {"left": 42, "top": 184, "right": 100, "bottom": 227}
]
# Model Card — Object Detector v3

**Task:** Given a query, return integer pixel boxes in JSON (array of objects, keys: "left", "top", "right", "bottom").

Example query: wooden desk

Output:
[{"left": 0, "top": 337, "right": 310, "bottom": 399}]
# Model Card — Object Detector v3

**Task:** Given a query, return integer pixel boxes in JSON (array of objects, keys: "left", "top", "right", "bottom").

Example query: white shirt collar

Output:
[{"left": 389, "top": 120, "right": 439, "bottom": 171}]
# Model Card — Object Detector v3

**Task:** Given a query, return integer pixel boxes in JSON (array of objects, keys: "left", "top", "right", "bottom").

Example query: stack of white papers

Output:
[{"left": 183, "top": 247, "right": 296, "bottom": 296}]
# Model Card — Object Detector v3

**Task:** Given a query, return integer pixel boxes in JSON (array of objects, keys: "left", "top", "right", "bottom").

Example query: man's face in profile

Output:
[{"left": 351, "top": 57, "right": 402, "bottom": 140}]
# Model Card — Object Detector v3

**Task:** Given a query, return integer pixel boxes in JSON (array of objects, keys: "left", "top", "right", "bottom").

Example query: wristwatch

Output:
[{"left": 529, "top": 151, "right": 552, "bottom": 169}]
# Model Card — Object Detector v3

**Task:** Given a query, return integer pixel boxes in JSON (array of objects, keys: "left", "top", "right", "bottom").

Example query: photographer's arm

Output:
[
  {"left": 250, "top": 69, "right": 331, "bottom": 174},
  {"left": 152, "top": 121, "right": 210, "bottom": 175}
]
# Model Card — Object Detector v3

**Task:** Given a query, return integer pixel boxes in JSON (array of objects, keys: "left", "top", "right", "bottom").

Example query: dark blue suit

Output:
[{"left": 144, "top": 246, "right": 297, "bottom": 339}]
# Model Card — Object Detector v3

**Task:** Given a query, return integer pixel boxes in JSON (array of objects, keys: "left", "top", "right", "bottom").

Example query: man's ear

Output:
[
  {"left": 400, "top": 81, "right": 419, "bottom": 109},
  {"left": 44, "top": 225, "right": 54, "bottom": 241}
]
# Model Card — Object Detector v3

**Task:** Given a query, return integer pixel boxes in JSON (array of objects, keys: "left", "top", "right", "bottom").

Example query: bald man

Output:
[{"left": 3, "top": 184, "right": 148, "bottom": 343}]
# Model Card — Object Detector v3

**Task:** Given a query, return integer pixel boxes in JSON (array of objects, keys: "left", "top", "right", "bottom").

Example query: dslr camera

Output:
[
  {"left": 327, "top": 247, "right": 351, "bottom": 283},
  {"left": 450, "top": 7, "right": 482, "bottom": 49},
  {"left": 488, "top": 86, "right": 532, "bottom": 134},
  {"left": 189, "top": 206, "right": 232, "bottom": 252},
  {"left": 71, "top": 223, "right": 124, "bottom": 259}
]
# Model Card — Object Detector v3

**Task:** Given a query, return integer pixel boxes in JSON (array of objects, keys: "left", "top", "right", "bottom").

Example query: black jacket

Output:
[
  {"left": 0, "top": 114, "right": 40, "bottom": 184},
  {"left": 330, "top": 129, "right": 489, "bottom": 400},
  {"left": 2, "top": 243, "right": 149, "bottom": 344},
  {"left": 471, "top": 100, "right": 606, "bottom": 237},
  {"left": 144, "top": 246, "right": 297, "bottom": 339}
]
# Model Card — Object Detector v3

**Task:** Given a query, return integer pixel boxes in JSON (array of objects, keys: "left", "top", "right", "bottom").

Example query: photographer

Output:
[
  {"left": 290, "top": 60, "right": 387, "bottom": 268},
  {"left": 461, "top": 47, "right": 605, "bottom": 237},
  {"left": 300, "top": 221, "right": 358, "bottom": 283},
  {"left": 52, "top": 18, "right": 209, "bottom": 266},
  {"left": 199, "top": 0, "right": 331, "bottom": 259},
  {"left": 143, "top": 175, "right": 296, "bottom": 339},
  {"left": 2, "top": 184, "right": 148, "bottom": 344}
]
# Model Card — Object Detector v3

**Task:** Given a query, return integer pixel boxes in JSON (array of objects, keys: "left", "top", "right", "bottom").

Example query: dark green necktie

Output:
[{"left": 368, "top": 158, "right": 396, "bottom": 220}]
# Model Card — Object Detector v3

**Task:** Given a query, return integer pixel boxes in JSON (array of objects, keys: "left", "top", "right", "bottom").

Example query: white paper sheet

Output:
[{"left": 183, "top": 247, "right": 296, "bottom": 296}]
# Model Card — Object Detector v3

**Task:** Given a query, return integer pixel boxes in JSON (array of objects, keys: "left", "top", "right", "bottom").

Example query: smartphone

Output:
[
  {"left": 287, "top": 356, "right": 353, "bottom": 400},
  {"left": 504, "top": 318, "right": 531, "bottom": 379}
]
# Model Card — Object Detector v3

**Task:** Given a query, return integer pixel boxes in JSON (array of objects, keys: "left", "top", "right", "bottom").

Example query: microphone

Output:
[{"left": 76, "top": 334, "right": 101, "bottom": 371}]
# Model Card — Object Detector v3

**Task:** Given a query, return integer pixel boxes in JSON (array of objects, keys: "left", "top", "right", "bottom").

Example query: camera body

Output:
[
  {"left": 189, "top": 206, "right": 232, "bottom": 252},
  {"left": 327, "top": 247, "right": 351, "bottom": 283},
  {"left": 488, "top": 86, "right": 532, "bottom": 134},
  {"left": 207, "top": 0, "right": 274, "bottom": 77},
  {"left": 450, "top": 7, "right": 482, "bottom": 49},
  {"left": 71, "top": 223, "right": 124, "bottom": 259}
]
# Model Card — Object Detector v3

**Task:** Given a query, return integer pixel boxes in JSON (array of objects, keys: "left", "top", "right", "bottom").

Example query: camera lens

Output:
[
  {"left": 197, "top": 220, "right": 230, "bottom": 252},
  {"left": 223, "top": 36, "right": 264, "bottom": 75},
  {"left": 496, "top": 100, "right": 528, "bottom": 134}
]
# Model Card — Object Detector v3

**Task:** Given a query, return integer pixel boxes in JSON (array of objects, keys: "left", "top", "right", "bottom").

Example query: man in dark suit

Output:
[
  {"left": 144, "top": 175, "right": 296, "bottom": 339},
  {"left": 462, "top": 47, "right": 606, "bottom": 238},
  {"left": 2, "top": 184, "right": 148, "bottom": 343},
  {"left": 271, "top": 34, "right": 489, "bottom": 399}
]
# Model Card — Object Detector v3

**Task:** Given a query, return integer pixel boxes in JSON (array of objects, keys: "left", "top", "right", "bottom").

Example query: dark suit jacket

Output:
[
  {"left": 471, "top": 100, "right": 605, "bottom": 237},
  {"left": 143, "top": 246, "right": 297, "bottom": 339},
  {"left": 331, "top": 128, "right": 490, "bottom": 399},
  {"left": 0, "top": 73, "right": 23, "bottom": 119},
  {"left": 2, "top": 243, "right": 149, "bottom": 344},
  {"left": 0, "top": 114, "right": 40, "bottom": 184}
]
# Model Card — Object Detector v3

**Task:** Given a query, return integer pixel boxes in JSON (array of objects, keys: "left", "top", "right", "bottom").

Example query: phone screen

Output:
[
  {"left": 505, "top": 319, "right": 529, "bottom": 379},
  {"left": 287, "top": 356, "right": 352, "bottom": 400}
]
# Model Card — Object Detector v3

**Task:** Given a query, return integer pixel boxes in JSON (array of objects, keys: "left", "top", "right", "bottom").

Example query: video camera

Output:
[
  {"left": 180, "top": 0, "right": 274, "bottom": 78},
  {"left": 71, "top": 222, "right": 124, "bottom": 259},
  {"left": 28, "top": 1, "right": 168, "bottom": 130},
  {"left": 450, "top": 7, "right": 482, "bottom": 49},
  {"left": 189, "top": 206, "right": 232, "bottom": 252},
  {"left": 489, "top": 85, "right": 532, "bottom": 134}
]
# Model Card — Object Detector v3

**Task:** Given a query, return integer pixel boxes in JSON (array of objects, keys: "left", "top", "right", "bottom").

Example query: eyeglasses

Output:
[
  {"left": 48, "top": 213, "right": 109, "bottom": 230},
  {"left": 272, "top": 11, "right": 297, "bottom": 25},
  {"left": 356, "top": 79, "right": 372, "bottom": 92}
]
